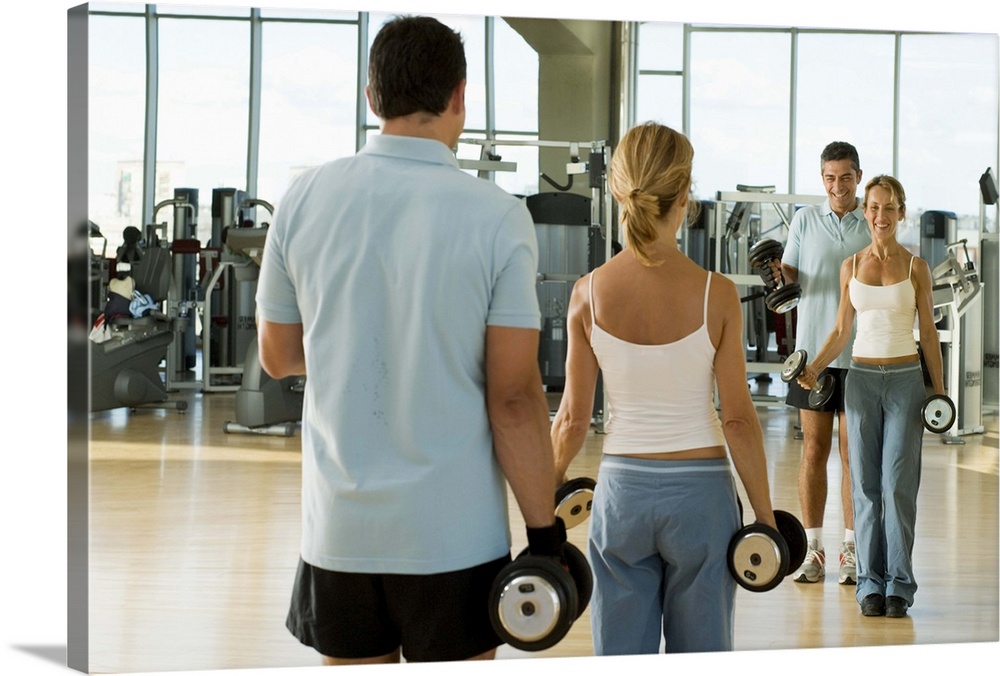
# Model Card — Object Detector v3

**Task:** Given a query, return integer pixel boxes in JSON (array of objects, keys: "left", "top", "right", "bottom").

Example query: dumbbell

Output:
[
  {"left": 747, "top": 238, "right": 802, "bottom": 314},
  {"left": 727, "top": 509, "right": 807, "bottom": 592},
  {"left": 921, "top": 393, "right": 956, "bottom": 433},
  {"left": 780, "top": 349, "right": 835, "bottom": 409},
  {"left": 488, "top": 543, "right": 593, "bottom": 652},
  {"left": 555, "top": 477, "right": 596, "bottom": 530}
]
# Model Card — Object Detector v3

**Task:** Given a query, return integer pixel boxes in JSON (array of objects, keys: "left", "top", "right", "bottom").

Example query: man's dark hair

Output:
[
  {"left": 820, "top": 141, "right": 861, "bottom": 172},
  {"left": 367, "top": 15, "right": 466, "bottom": 120}
]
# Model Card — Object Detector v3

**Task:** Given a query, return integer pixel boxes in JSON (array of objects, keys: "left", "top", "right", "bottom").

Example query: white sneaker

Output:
[
  {"left": 792, "top": 540, "right": 825, "bottom": 583},
  {"left": 838, "top": 541, "right": 857, "bottom": 585}
]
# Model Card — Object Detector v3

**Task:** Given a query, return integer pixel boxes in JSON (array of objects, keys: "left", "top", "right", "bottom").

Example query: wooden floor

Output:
[{"left": 85, "top": 384, "right": 999, "bottom": 674}]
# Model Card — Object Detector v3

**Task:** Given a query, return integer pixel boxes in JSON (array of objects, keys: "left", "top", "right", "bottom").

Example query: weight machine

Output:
[
  {"left": 192, "top": 190, "right": 274, "bottom": 393},
  {"left": 221, "top": 223, "right": 305, "bottom": 437},
  {"left": 458, "top": 138, "right": 614, "bottom": 429},
  {"left": 922, "top": 235, "right": 985, "bottom": 443},
  {"left": 709, "top": 187, "right": 826, "bottom": 401},
  {"left": 135, "top": 188, "right": 275, "bottom": 394},
  {"left": 88, "top": 206, "right": 192, "bottom": 414},
  {"left": 977, "top": 167, "right": 999, "bottom": 416},
  {"left": 89, "top": 188, "right": 278, "bottom": 409}
]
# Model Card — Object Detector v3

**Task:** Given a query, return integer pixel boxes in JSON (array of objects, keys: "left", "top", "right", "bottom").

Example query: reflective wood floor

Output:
[{"left": 86, "top": 388, "right": 999, "bottom": 674}]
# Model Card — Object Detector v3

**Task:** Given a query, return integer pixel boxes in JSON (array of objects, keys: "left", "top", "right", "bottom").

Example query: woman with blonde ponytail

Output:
[{"left": 552, "top": 122, "right": 777, "bottom": 654}]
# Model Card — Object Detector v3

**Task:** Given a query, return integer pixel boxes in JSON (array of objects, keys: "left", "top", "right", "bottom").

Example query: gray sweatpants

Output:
[
  {"left": 588, "top": 456, "right": 740, "bottom": 654},
  {"left": 845, "top": 360, "right": 925, "bottom": 607}
]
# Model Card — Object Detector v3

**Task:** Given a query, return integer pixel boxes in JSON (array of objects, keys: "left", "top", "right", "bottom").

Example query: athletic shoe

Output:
[
  {"left": 886, "top": 596, "right": 909, "bottom": 618},
  {"left": 792, "top": 540, "right": 825, "bottom": 583},
  {"left": 838, "top": 541, "right": 857, "bottom": 585},
  {"left": 861, "top": 593, "right": 886, "bottom": 616}
]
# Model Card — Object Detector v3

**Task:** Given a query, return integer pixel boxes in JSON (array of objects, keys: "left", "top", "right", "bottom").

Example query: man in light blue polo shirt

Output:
[
  {"left": 781, "top": 141, "right": 871, "bottom": 586},
  {"left": 255, "top": 15, "right": 563, "bottom": 666}
]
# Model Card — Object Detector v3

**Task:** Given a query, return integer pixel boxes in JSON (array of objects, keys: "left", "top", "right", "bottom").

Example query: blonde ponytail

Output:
[{"left": 609, "top": 122, "right": 697, "bottom": 266}]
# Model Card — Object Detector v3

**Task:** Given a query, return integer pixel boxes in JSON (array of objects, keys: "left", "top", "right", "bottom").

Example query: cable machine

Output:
[{"left": 459, "top": 138, "right": 614, "bottom": 429}]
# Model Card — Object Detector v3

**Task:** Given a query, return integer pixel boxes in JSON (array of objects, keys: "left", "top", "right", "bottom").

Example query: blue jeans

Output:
[
  {"left": 588, "top": 456, "right": 740, "bottom": 654},
  {"left": 845, "top": 361, "right": 924, "bottom": 607}
]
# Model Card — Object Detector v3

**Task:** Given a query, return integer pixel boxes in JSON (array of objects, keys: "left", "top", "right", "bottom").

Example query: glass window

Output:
[
  {"left": 638, "top": 21, "right": 683, "bottom": 73},
  {"left": 636, "top": 73, "right": 682, "bottom": 129},
  {"left": 156, "top": 17, "right": 251, "bottom": 236},
  {"left": 794, "top": 32, "right": 896, "bottom": 197},
  {"left": 494, "top": 19, "right": 538, "bottom": 133},
  {"left": 258, "top": 21, "right": 359, "bottom": 210},
  {"left": 259, "top": 7, "right": 357, "bottom": 21},
  {"left": 88, "top": 14, "right": 147, "bottom": 253},
  {"left": 88, "top": 2, "right": 145, "bottom": 14},
  {"left": 688, "top": 30, "right": 792, "bottom": 199},
  {"left": 899, "top": 32, "right": 1000, "bottom": 245},
  {"left": 493, "top": 135, "right": 541, "bottom": 197},
  {"left": 153, "top": 4, "right": 251, "bottom": 18}
]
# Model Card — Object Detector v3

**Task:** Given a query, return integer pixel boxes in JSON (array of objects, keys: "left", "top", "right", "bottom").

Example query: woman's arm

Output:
[
  {"left": 551, "top": 274, "right": 601, "bottom": 485},
  {"left": 798, "top": 257, "right": 856, "bottom": 389},
  {"left": 712, "top": 275, "right": 776, "bottom": 528},
  {"left": 912, "top": 257, "right": 946, "bottom": 395}
]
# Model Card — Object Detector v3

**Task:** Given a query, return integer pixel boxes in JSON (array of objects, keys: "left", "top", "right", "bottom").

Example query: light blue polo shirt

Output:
[
  {"left": 257, "top": 134, "right": 541, "bottom": 574},
  {"left": 782, "top": 200, "right": 871, "bottom": 369}
]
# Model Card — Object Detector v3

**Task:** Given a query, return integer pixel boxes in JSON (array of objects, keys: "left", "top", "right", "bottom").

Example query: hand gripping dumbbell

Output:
[
  {"left": 747, "top": 238, "right": 802, "bottom": 314},
  {"left": 488, "top": 526, "right": 593, "bottom": 651},
  {"left": 727, "top": 509, "right": 807, "bottom": 592},
  {"left": 921, "top": 393, "right": 956, "bottom": 433},
  {"left": 780, "top": 349, "right": 836, "bottom": 409},
  {"left": 555, "top": 477, "right": 596, "bottom": 530}
]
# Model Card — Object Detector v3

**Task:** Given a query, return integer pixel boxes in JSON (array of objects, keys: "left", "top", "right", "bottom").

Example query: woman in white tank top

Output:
[
  {"left": 551, "top": 122, "right": 777, "bottom": 655},
  {"left": 796, "top": 175, "right": 945, "bottom": 619}
]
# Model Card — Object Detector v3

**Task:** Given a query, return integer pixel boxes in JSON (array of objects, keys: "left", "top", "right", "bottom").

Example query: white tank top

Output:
[
  {"left": 589, "top": 271, "right": 726, "bottom": 455},
  {"left": 849, "top": 254, "right": 918, "bottom": 359}
]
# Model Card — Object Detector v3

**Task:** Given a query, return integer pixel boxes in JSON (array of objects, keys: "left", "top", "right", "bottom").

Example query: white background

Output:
[{"left": 2, "top": 1, "right": 997, "bottom": 675}]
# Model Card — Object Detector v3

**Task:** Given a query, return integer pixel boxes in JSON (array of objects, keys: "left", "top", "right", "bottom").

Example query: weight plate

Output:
[
  {"left": 489, "top": 557, "right": 575, "bottom": 652},
  {"left": 563, "top": 543, "right": 593, "bottom": 619},
  {"left": 748, "top": 239, "right": 783, "bottom": 271},
  {"left": 780, "top": 350, "right": 807, "bottom": 383},
  {"left": 766, "top": 284, "right": 801, "bottom": 314},
  {"left": 555, "top": 477, "right": 596, "bottom": 530},
  {"left": 774, "top": 510, "right": 807, "bottom": 574},
  {"left": 922, "top": 394, "right": 956, "bottom": 433},
  {"left": 727, "top": 525, "right": 787, "bottom": 593},
  {"left": 808, "top": 374, "right": 835, "bottom": 409}
]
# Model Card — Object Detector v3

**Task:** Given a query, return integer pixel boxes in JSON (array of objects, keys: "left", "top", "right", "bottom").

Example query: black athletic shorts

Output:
[
  {"left": 285, "top": 554, "right": 511, "bottom": 662},
  {"left": 784, "top": 366, "right": 849, "bottom": 412}
]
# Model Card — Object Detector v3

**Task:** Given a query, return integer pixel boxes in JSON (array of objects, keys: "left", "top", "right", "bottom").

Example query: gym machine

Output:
[
  {"left": 709, "top": 187, "right": 826, "bottom": 401},
  {"left": 978, "top": 168, "right": 998, "bottom": 415},
  {"left": 153, "top": 188, "right": 274, "bottom": 394},
  {"left": 195, "top": 189, "right": 263, "bottom": 392},
  {"left": 920, "top": 212, "right": 985, "bottom": 443},
  {"left": 87, "top": 221, "right": 109, "bottom": 327},
  {"left": 221, "top": 220, "right": 305, "bottom": 437},
  {"left": 155, "top": 190, "right": 202, "bottom": 389},
  {"left": 89, "top": 188, "right": 285, "bottom": 415},
  {"left": 89, "top": 209, "right": 191, "bottom": 414},
  {"left": 529, "top": 191, "right": 599, "bottom": 391},
  {"left": 458, "top": 138, "right": 614, "bottom": 430}
]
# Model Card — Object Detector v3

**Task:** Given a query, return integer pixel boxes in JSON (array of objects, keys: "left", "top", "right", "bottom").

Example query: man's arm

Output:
[
  {"left": 485, "top": 325, "right": 557, "bottom": 529},
  {"left": 781, "top": 262, "right": 799, "bottom": 285},
  {"left": 258, "top": 319, "right": 306, "bottom": 379}
]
